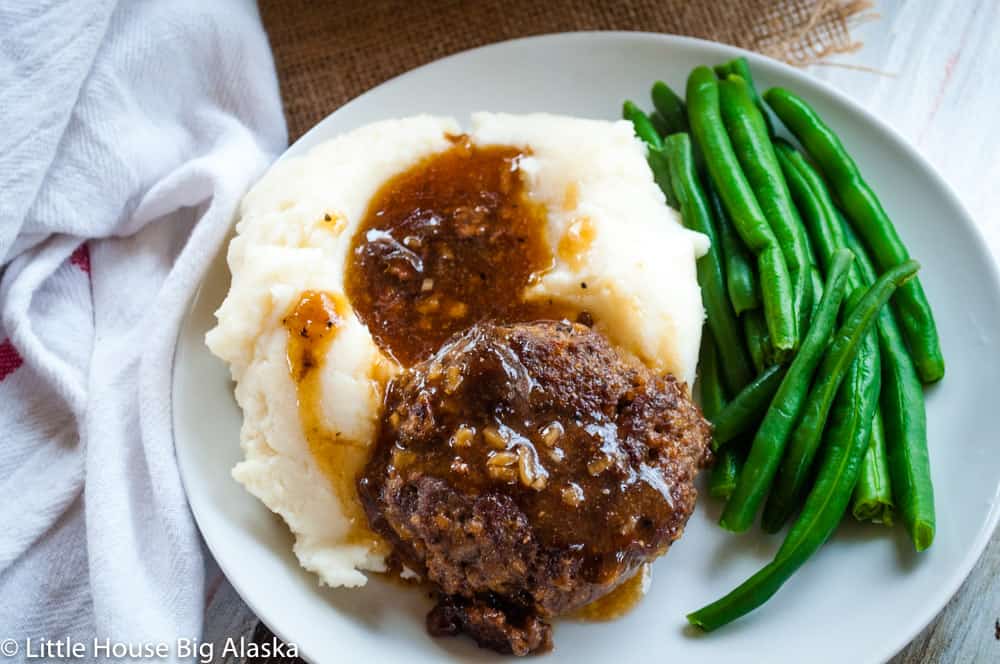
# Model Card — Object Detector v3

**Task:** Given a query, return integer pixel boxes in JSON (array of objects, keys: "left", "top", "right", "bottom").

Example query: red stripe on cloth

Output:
[
  {"left": 0, "top": 339, "right": 23, "bottom": 382},
  {"left": 70, "top": 243, "right": 91, "bottom": 274}
]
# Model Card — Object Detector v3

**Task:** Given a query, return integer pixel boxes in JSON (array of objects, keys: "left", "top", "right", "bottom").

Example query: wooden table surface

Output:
[{"left": 212, "top": 1, "right": 1000, "bottom": 661}]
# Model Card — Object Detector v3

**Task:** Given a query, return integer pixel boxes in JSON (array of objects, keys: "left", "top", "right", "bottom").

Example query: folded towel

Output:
[{"left": 0, "top": 0, "right": 285, "bottom": 651}]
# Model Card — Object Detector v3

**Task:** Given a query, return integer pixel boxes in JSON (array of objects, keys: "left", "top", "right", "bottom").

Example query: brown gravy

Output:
[
  {"left": 284, "top": 135, "right": 650, "bottom": 623},
  {"left": 282, "top": 290, "right": 386, "bottom": 552},
  {"left": 557, "top": 216, "right": 596, "bottom": 271},
  {"left": 345, "top": 136, "right": 560, "bottom": 367}
]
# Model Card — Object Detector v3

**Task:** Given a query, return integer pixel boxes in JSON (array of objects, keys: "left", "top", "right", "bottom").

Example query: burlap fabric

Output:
[{"left": 260, "top": 0, "right": 873, "bottom": 140}]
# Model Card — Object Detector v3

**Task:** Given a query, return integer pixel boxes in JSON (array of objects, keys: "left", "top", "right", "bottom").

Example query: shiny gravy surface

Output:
[
  {"left": 344, "top": 135, "right": 560, "bottom": 367},
  {"left": 281, "top": 135, "right": 649, "bottom": 619},
  {"left": 282, "top": 290, "right": 386, "bottom": 551}
]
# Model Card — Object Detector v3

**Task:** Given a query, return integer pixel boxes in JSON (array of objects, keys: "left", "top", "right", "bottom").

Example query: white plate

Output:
[{"left": 174, "top": 32, "right": 1000, "bottom": 664}]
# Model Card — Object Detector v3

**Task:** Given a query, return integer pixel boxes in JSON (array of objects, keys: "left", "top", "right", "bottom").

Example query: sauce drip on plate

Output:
[{"left": 571, "top": 563, "right": 650, "bottom": 621}]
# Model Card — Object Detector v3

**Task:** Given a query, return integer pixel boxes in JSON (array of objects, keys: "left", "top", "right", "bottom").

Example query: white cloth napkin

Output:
[{"left": 0, "top": 0, "right": 285, "bottom": 652}]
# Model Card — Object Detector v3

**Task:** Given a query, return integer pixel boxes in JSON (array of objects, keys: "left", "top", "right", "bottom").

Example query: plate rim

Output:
[{"left": 174, "top": 29, "right": 1000, "bottom": 664}]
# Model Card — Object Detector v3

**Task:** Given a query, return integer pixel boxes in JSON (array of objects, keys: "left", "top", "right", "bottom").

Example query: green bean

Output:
[
  {"left": 842, "top": 221, "right": 935, "bottom": 550},
  {"left": 762, "top": 289, "right": 881, "bottom": 532},
  {"left": 691, "top": 367, "right": 879, "bottom": 631},
  {"left": 777, "top": 141, "right": 869, "bottom": 317},
  {"left": 718, "top": 249, "right": 854, "bottom": 533},
  {"left": 774, "top": 139, "right": 845, "bottom": 274},
  {"left": 763, "top": 257, "right": 919, "bottom": 530},
  {"left": 714, "top": 61, "right": 735, "bottom": 78},
  {"left": 714, "top": 56, "right": 774, "bottom": 135},
  {"left": 797, "top": 321, "right": 883, "bottom": 541},
  {"left": 663, "top": 133, "right": 754, "bottom": 394},
  {"left": 699, "top": 329, "right": 727, "bottom": 420},
  {"left": 649, "top": 111, "right": 672, "bottom": 140},
  {"left": 622, "top": 100, "right": 663, "bottom": 149},
  {"left": 765, "top": 87, "right": 944, "bottom": 383},
  {"left": 743, "top": 310, "right": 771, "bottom": 374},
  {"left": 719, "top": 75, "right": 814, "bottom": 336},
  {"left": 651, "top": 81, "right": 688, "bottom": 135},
  {"left": 708, "top": 179, "right": 760, "bottom": 315},
  {"left": 689, "top": 335, "right": 879, "bottom": 631},
  {"left": 711, "top": 363, "right": 787, "bottom": 449},
  {"left": 710, "top": 447, "right": 744, "bottom": 500},
  {"left": 852, "top": 409, "right": 895, "bottom": 524},
  {"left": 809, "top": 266, "right": 824, "bottom": 319},
  {"left": 879, "top": 311, "right": 934, "bottom": 548},
  {"left": 772, "top": 163, "right": 896, "bottom": 525},
  {"left": 842, "top": 213, "right": 875, "bottom": 277},
  {"left": 780, "top": 317, "right": 883, "bottom": 560},
  {"left": 648, "top": 147, "right": 679, "bottom": 209},
  {"left": 701, "top": 330, "right": 745, "bottom": 500},
  {"left": 687, "top": 67, "right": 796, "bottom": 352},
  {"left": 622, "top": 101, "right": 679, "bottom": 209},
  {"left": 776, "top": 139, "right": 865, "bottom": 290},
  {"left": 778, "top": 143, "right": 893, "bottom": 526},
  {"left": 689, "top": 266, "right": 906, "bottom": 632}
]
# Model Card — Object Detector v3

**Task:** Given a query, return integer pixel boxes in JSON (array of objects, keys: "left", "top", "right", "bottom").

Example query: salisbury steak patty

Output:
[{"left": 358, "top": 320, "right": 712, "bottom": 655}]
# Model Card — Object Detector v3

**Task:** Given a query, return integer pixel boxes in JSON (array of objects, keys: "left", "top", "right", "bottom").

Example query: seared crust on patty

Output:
[{"left": 359, "top": 320, "right": 712, "bottom": 654}]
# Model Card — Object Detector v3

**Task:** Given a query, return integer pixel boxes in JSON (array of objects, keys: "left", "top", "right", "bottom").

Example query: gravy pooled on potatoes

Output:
[{"left": 346, "top": 135, "right": 569, "bottom": 367}]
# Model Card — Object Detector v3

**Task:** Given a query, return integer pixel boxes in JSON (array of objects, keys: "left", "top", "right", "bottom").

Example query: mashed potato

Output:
[{"left": 206, "top": 113, "right": 708, "bottom": 588}]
